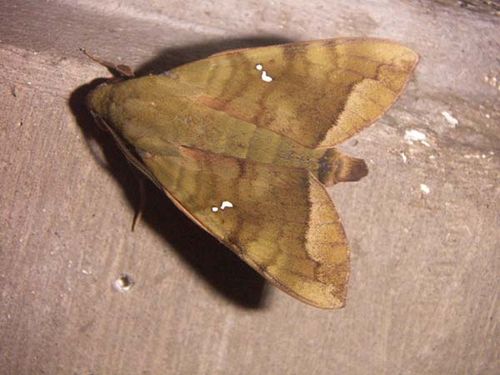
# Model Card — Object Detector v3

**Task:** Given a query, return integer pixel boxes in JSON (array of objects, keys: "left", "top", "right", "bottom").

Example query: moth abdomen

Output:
[{"left": 313, "top": 148, "right": 368, "bottom": 186}]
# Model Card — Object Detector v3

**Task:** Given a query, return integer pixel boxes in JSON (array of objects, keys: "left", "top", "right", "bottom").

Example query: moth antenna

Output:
[{"left": 80, "top": 48, "right": 135, "bottom": 78}]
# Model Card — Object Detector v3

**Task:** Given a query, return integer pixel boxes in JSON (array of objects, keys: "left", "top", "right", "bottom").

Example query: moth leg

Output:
[{"left": 131, "top": 173, "right": 146, "bottom": 232}]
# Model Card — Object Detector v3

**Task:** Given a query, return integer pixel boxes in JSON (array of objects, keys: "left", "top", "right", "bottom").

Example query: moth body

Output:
[{"left": 88, "top": 38, "right": 418, "bottom": 308}]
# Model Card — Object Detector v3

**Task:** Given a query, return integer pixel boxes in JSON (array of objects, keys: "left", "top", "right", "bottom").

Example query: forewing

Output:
[
  {"left": 142, "top": 145, "right": 350, "bottom": 308},
  {"left": 169, "top": 38, "right": 418, "bottom": 148}
]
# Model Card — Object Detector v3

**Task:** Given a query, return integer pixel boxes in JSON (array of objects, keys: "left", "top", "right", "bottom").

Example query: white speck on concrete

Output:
[
  {"left": 420, "top": 183, "right": 430, "bottom": 194},
  {"left": 421, "top": 140, "right": 431, "bottom": 147},
  {"left": 441, "top": 111, "right": 459, "bottom": 127},
  {"left": 404, "top": 129, "right": 427, "bottom": 144},
  {"left": 400, "top": 152, "right": 408, "bottom": 163}
]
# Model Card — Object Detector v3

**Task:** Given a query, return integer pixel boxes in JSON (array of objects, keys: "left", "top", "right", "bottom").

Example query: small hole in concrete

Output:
[{"left": 113, "top": 274, "right": 134, "bottom": 292}]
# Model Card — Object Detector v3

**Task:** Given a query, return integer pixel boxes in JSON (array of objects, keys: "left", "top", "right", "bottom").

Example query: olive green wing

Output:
[
  {"left": 142, "top": 145, "right": 350, "bottom": 309},
  {"left": 169, "top": 38, "right": 418, "bottom": 148}
]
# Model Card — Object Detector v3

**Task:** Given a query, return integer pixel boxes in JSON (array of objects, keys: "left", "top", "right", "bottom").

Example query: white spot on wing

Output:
[
  {"left": 255, "top": 63, "right": 273, "bottom": 83},
  {"left": 220, "top": 201, "right": 233, "bottom": 210},
  {"left": 261, "top": 71, "right": 273, "bottom": 82},
  {"left": 211, "top": 201, "right": 234, "bottom": 213}
]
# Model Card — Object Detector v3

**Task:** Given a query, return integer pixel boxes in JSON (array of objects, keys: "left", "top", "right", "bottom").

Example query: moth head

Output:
[{"left": 87, "top": 82, "right": 112, "bottom": 121}]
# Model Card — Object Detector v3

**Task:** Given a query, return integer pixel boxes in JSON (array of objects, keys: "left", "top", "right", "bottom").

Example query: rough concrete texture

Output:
[{"left": 0, "top": 1, "right": 498, "bottom": 374}]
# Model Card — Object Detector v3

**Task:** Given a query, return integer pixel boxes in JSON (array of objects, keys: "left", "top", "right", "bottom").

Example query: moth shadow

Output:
[
  {"left": 69, "top": 36, "right": 294, "bottom": 310},
  {"left": 135, "top": 36, "right": 293, "bottom": 75}
]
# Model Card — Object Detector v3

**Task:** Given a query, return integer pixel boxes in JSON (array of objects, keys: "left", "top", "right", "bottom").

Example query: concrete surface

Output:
[{"left": 0, "top": 1, "right": 498, "bottom": 374}]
